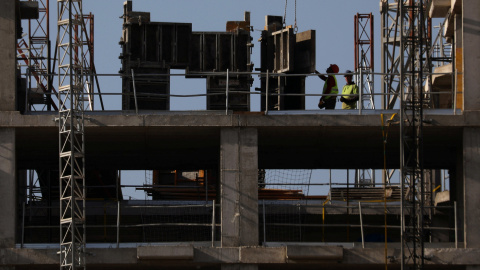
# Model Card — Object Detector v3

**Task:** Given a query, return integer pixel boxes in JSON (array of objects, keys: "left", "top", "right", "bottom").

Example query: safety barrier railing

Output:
[
  {"left": 259, "top": 200, "right": 458, "bottom": 248},
  {"left": 21, "top": 69, "right": 461, "bottom": 115},
  {"left": 19, "top": 200, "right": 219, "bottom": 248},
  {"left": 18, "top": 198, "right": 458, "bottom": 248}
]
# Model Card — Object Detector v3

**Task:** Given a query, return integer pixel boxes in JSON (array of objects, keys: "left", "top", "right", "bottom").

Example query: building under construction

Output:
[{"left": 0, "top": 0, "right": 479, "bottom": 269}]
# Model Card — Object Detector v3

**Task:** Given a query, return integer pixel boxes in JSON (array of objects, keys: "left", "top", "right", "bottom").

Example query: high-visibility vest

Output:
[
  {"left": 342, "top": 84, "right": 359, "bottom": 109},
  {"left": 323, "top": 75, "right": 338, "bottom": 100}
]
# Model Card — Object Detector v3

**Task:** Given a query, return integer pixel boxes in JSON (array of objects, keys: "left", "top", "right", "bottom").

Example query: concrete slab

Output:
[
  {"left": 286, "top": 245, "right": 343, "bottom": 260},
  {"left": 137, "top": 245, "right": 194, "bottom": 260}
]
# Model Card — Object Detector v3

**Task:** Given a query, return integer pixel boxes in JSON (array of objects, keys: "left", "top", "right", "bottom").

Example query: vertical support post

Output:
[
  {"left": 226, "top": 69, "right": 229, "bottom": 115},
  {"left": 26, "top": 68, "right": 30, "bottom": 113},
  {"left": 359, "top": 69, "right": 363, "bottom": 115},
  {"left": 359, "top": 201, "right": 364, "bottom": 248},
  {"left": 205, "top": 171, "right": 209, "bottom": 203},
  {"left": 21, "top": 202, "right": 25, "bottom": 248},
  {"left": 265, "top": 70, "right": 269, "bottom": 115},
  {"left": 211, "top": 199, "right": 216, "bottom": 247},
  {"left": 263, "top": 199, "right": 266, "bottom": 245},
  {"left": 131, "top": 69, "right": 138, "bottom": 115},
  {"left": 116, "top": 200, "right": 120, "bottom": 248},
  {"left": 454, "top": 201, "right": 458, "bottom": 248}
]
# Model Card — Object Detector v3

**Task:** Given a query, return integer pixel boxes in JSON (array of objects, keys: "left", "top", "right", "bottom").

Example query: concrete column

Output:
[
  {"left": 0, "top": 0, "right": 16, "bottom": 111},
  {"left": 220, "top": 128, "right": 258, "bottom": 247},
  {"left": 463, "top": 0, "right": 480, "bottom": 110},
  {"left": 0, "top": 129, "right": 16, "bottom": 248},
  {"left": 463, "top": 128, "right": 480, "bottom": 248}
]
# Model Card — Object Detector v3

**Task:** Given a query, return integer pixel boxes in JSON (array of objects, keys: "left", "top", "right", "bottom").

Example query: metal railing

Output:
[
  {"left": 20, "top": 200, "right": 219, "bottom": 248},
  {"left": 20, "top": 70, "right": 461, "bottom": 115},
  {"left": 259, "top": 200, "right": 458, "bottom": 248}
]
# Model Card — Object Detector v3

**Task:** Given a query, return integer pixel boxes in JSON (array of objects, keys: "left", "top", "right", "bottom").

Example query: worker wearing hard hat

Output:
[
  {"left": 340, "top": 70, "right": 359, "bottom": 109},
  {"left": 315, "top": 64, "right": 339, "bottom": 109}
]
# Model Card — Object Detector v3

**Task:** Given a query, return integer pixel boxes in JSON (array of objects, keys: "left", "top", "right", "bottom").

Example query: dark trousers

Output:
[{"left": 321, "top": 98, "right": 336, "bottom": 109}]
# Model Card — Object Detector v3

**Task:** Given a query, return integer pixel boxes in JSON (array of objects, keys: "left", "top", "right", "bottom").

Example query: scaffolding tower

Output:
[
  {"left": 17, "top": 0, "right": 58, "bottom": 111},
  {"left": 397, "top": 0, "right": 431, "bottom": 269},
  {"left": 57, "top": 0, "right": 87, "bottom": 269}
]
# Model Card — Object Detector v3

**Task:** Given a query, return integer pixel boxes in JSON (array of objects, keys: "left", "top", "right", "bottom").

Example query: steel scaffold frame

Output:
[
  {"left": 57, "top": 0, "right": 87, "bottom": 269},
  {"left": 17, "top": 0, "right": 59, "bottom": 111},
  {"left": 397, "top": 0, "right": 431, "bottom": 269}
]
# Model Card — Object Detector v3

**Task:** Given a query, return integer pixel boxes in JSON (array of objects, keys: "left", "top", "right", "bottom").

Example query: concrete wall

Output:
[
  {"left": 0, "top": 0, "right": 16, "bottom": 111},
  {"left": 0, "top": 129, "right": 16, "bottom": 248},
  {"left": 463, "top": 0, "right": 480, "bottom": 110},
  {"left": 220, "top": 128, "right": 258, "bottom": 247}
]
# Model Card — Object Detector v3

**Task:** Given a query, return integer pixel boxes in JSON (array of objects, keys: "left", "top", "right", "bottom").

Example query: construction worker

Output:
[
  {"left": 315, "top": 64, "right": 339, "bottom": 109},
  {"left": 340, "top": 70, "right": 359, "bottom": 109}
]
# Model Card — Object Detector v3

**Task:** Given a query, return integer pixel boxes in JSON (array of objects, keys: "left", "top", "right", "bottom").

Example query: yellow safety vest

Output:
[
  {"left": 342, "top": 84, "right": 359, "bottom": 109},
  {"left": 323, "top": 75, "right": 338, "bottom": 100}
]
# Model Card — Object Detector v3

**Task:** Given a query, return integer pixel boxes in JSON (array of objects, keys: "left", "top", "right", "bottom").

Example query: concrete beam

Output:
[
  {"left": 1, "top": 246, "right": 480, "bottom": 266},
  {"left": 463, "top": 0, "right": 480, "bottom": 111},
  {"left": 0, "top": 129, "right": 16, "bottom": 248},
  {"left": 137, "top": 245, "right": 194, "bottom": 260},
  {"left": 286, "top": 245, "right": 343, "bottom": 260},
  {"left": 220, "top": 128, "right": 258, "bottom": 247},
  {"left": 195, "top": 247, "right": 240, "bottom": 263},
  {"left": 429, "top": 0, "right": 451, "bottom": 18},
  {"left": 240, "top": 247, "right": 285, "bottom": 264},
  {"left": 0, "top": 0, "right": 16, "bottom": 111},
  {"left": 0, "top": 111, "right": 475, "bottom": 129},
  {"left": 452, "top": 0, "right": 462, "bottom": 14}
]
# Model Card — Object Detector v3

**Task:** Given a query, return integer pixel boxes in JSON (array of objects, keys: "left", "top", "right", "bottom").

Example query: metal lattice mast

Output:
[
  {"left": 354, "top": 13, "right": 375, "bottom": 188},
  {"left": 398, "top": 0, "right": 431, "bottom": 269},
  {"left": 57, "top": 0, "right": 86, "bottom": 269},
  {"left": 355, "top": 13, "right": 375, "bottom": 110}
]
